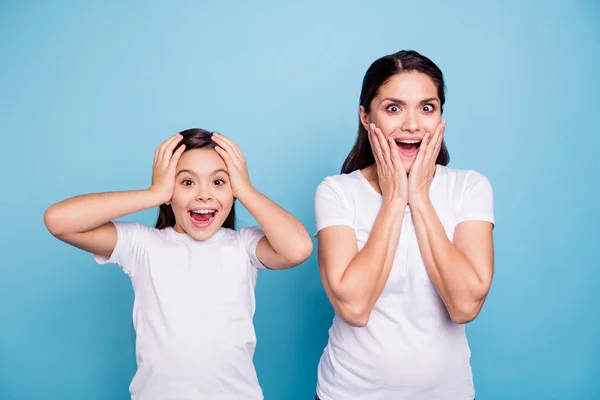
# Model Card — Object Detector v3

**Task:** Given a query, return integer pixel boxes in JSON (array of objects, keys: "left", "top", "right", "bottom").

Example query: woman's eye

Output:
[
  {"left": 182, "top": 179, "right": 193, "bottom": 186},
  {"left": 387, "top": 105, "right": 400, "bottom": 113},
  {"left": 214, "top": 179, "right": 225, "bottom": 186},
  {"left": 423, "top": 104, "right": 435, "bottom": 112}
]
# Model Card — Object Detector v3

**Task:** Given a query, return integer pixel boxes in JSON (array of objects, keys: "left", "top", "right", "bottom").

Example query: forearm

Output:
[
  {"left": 338, "top": 202, "right": 404, "bottom": 308},
  {"left": 44, "top": 189, "right": 164, "bottom": 236},
  {"left": 411, "top": 198, "right": 487, "bottom": 319},
  {"left": 236, "top": 187, "right": 312, "bottom": 262}
]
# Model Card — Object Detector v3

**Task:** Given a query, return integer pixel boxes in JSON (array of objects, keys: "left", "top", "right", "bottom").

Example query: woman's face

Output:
[{"left": 360, "top": 71, "right": 442, "bottom": 173}]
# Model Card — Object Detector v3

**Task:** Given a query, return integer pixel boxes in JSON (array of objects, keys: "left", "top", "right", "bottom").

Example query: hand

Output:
[
  {"left": 211, "top": 133, "right": 253, "bottom": 197},
  {"left": 408, "top": 120, "right": 446, "bottom": 207},
  {"left": 149, "top": 133, "right": 186, "bottom": 203},
  {"left": 367, "top": 123, "right": 408, "bottom": 207}
]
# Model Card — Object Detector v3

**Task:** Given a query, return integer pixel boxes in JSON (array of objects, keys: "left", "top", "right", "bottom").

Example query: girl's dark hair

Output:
[
  {"left": 155, "top": 128, "right": 236, "bottom": 230},
  {"left": 341, "top": 50, "right": 450, "bottom": 174}
]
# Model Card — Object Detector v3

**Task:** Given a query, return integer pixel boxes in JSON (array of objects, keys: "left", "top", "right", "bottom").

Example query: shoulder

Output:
[
  {"left": 320, "top": 170, "right": 362, "bottom": 187},
  {"left": 315, "top": 171, "right": 362, "bottom": 198},
  {"left": 437, "top": 165, "right": 493, "bottom": 192},
  {"left": 112, "top": 221, "right": 156, "bottom": 239}
]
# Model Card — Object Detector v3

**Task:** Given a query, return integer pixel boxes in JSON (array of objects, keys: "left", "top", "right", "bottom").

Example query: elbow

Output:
[
  {"left": 43, "top": 205, "right": 62, "bottom": 237},
  {"left": 284, "top": 238, "right": 313, "bottom": 265},
  {"left": 339, "top": 302, "right": 372, "bottom": 327},
  {"left": 448, "top": 301, "right": 482, "bottom": 324}
]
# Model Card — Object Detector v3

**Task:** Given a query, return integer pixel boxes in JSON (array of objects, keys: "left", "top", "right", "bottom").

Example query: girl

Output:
[
  {"left": 314, "top": 50, "right": 494, "bottom": 399},
  {"left": 44, "top": 128, "right": 313, "bottom": 400}
]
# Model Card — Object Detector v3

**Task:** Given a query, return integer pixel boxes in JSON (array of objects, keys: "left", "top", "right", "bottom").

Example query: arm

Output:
[
  {"left": 318, "top": 202, "right": 404, "bottom": 327},
  {"left": 237, "top": 188, "right": 313, "bottom": 269},
  {"left": 44, "top": 189, "right": 166, "bottom": 258},
  {"left": 318, "top": 124, "right": 408, "bottom": 327},
  {"left": 409, "top": 122, "right": 494, "bottom": 323},
  {"left": 211, "top": 133, "right": 312, "bottom": 270},
  {"left": 411, "top": 201, "right": 494, "bottom": 324},
  {"left": 43, "top": 133, "right": 185, "bottom": 258}
]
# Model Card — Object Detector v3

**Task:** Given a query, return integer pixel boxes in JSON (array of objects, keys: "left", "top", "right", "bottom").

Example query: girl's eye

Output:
[
  {"left": 423, "top": 104, "right": 435, "bottom": 113},
  {"left": 214, "top": 179, "right": 225, "bottom": 186},
  {"left": 182, "top": 179, "right": 193, "bottom": 186},
  {"left": 386, "top": 105, "right": 400, "bottom": 113}
]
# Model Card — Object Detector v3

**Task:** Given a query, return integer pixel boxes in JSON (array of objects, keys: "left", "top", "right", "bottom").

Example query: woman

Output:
[{"left": 314, "top": 50, "right": 494, "bottom": 399}]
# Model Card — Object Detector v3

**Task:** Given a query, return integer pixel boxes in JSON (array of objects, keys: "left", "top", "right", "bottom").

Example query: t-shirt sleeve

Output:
[
  {"left": 456, "top": 171, "right": 495, "bottom": 226},
  {"left": 314, "top": 177, "right": 354, "bottom": 233},
  {"left": 93, "top": 221, "right": 150, "bottom": 276},
  {"left": 239, "top": 226, "right": 267, "bottom": 270}
]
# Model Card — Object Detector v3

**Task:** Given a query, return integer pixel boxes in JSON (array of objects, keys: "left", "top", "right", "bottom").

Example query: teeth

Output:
[
  {"left": 191, "top": 209, "right": 216, "bottom": 214},
  {"left": 398, "top": 139, "right": 421, "bottom": 144}
]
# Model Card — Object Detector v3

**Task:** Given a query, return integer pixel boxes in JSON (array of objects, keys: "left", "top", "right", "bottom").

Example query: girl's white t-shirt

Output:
[
  {"left": 94, "top": 223, "right": 266, "bottom": 400},
  {"left": 314, "top": 165, "right": 494, "bottom": 400}
]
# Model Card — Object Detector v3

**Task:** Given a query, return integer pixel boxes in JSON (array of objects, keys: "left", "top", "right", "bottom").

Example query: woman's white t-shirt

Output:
[
  {"left": 314, "top": 165, "right": 494, "bottom": 400},
  {"left": 94, "top": 223, "right": 266, "bottom": 400}
]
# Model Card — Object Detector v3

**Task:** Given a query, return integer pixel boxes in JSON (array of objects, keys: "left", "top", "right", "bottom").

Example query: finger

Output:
[
  {"left": 426, "top": 121, "right": 445, "bottom": 164},
  {"left": 158, "top": 134, "right": 182, "bottom": 165},
  {"left": 212, "top": 134, "right": 236, "bottom": 157},
  {"left": 162, "top": 134, "right": 183, "bottom": 166},
  {"left": 368, "top": 124, "right": 384, "bottom": 164},
  {"left": 168, "top": 144, "right": 186, "bottom": 169},
  {"left": 214, "top": 145, "right": 233, "bottom": 165},
  {"left": 414, "top": 131, "right": 431, "bottom": 167},
  {"left": 387, "top": 136, "right": 404, "bottom": 172},
  {"left": 433, "top": 121, "right": 446, "bottom": 158},
  {"left": 375, "top": 127, "right": 392, "bottom": 167},
  {"left": 423, "top": 126, "right": 439, "bottom": 163},
  {"left": 213, "top": 133, "right": 244, "bottom": 160}
]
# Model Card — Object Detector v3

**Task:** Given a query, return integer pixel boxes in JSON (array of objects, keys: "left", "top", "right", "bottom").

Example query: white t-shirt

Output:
[
  {"left": 94, "top": 222, "right": 266, "bottom": 400},
  {"left": 314, "top": 165, "right": 494, "bottom": 400}
]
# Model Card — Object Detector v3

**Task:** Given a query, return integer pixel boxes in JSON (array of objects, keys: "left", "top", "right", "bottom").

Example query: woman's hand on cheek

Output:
[
  {"left": 211, "top": 133, "right": 253, "bottom": 197},
  {"left": 408, "top": 121, "right": 445, "bottom": 207},
  {"left": 368, "top": 123, "right": 408, "bottom": 207}
]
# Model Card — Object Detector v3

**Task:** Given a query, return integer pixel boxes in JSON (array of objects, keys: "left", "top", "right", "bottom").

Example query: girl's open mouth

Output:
[{"left": 189, "top": 208, "right": 217, "bottom": 228}]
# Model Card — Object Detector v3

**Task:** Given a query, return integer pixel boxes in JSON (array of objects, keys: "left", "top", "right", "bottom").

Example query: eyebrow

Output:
[
  {"left": 176, "top": 168, "right": 229, "bottom": 176},
  {"left": 381, "top": 97, "right": 440, "bottom": 105}
]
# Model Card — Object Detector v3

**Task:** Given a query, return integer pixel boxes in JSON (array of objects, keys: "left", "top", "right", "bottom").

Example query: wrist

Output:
[
  {"left": 382, "top": 197, "right": 407, "bottom": 214},
  {"left": 233, "top": 185, "right": 258, "bottom": 202},
  {"left": 147, "top": 186, "right": 171, "bottom": 205},
  {"left": 409, "top": 194, "right": 432, "bottom": 212}
]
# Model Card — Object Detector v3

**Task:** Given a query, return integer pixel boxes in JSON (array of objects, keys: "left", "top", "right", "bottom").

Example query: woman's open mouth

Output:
[{"left": 395, "top": 138, "right": 422, "bottom": 157}]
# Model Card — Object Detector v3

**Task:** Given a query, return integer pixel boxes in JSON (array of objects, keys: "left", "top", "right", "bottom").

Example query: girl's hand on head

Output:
[
  {"left": 368, "top": 123, "right": 408, "bottom": 207},
  {"left": 211, "top": 133, "right": 253, "bottom": 197},
  {"left": 149, "top": 133, "right": 186, "bottom": 203},
  {"left": 408, "top": 120, "right": 445, "bottom": 206}
]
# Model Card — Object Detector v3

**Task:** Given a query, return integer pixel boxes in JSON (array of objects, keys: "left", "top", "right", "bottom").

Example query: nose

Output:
[
  {"left": 401, "top": 110, "right": 419, "bottom": 133},
  {"left": 195, "top": 183, "right": 213, "bottom": 202}
]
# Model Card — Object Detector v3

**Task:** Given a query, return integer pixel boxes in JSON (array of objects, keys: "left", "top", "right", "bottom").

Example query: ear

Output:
[{"left": 359, "top": 105, "right": 370, "bottom": 131}]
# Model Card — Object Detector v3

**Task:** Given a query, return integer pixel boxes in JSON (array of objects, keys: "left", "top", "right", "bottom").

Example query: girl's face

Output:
[
  {"left": 360, "top": 71, "right": 442, "bottom": 173},
  {"left": 169, "top": 148, "right": 234, "bottom": 241}
]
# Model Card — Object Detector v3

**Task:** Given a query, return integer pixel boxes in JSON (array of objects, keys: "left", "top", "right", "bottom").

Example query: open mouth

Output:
[
  {"left": 189, "top": 208, "right": 218, "bottom": 228},
  {"left": 394, "top": 139, "right": 422, "bottom": 157}
]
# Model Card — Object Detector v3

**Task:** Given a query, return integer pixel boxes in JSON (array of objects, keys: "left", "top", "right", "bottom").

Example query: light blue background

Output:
[{"left": 1, "top": 1, "right": 598, "bottom": 399}]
